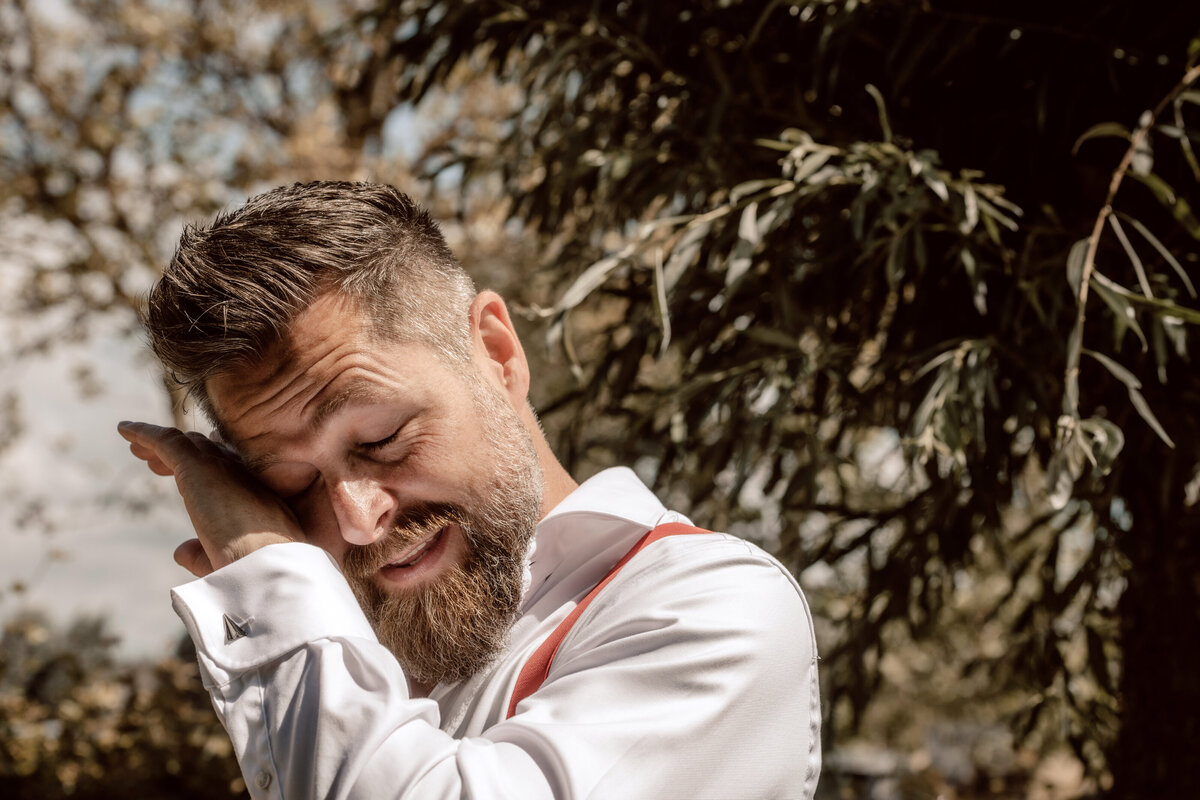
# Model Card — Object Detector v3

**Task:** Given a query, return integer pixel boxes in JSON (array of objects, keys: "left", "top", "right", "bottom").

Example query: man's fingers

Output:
[
  {"left": 119, "top": 419, "right": 302, "bottom": 572},
  {"left": 118, "top": 421, "right": 198, "bottom": 471},
  {"left": 123, "top": 439, "right": 175, "bottom": 476},
  {"left": 119, "top": 421, "right": 235, "bottom": 476},
  {"left": 174, "top": 538, "right": 215, "bottom": 578}
]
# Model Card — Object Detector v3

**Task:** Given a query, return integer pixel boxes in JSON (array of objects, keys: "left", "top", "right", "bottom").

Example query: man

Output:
[{"left": 118, "top": 181, "right": 821, "bottom": 799}]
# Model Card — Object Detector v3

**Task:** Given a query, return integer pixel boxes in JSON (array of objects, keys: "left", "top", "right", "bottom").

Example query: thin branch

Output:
[{"left": 1059, "top": 63, "right": 1200, "bottom": 438}]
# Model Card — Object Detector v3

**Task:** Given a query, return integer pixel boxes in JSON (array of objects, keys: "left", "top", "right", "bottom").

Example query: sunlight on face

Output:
[{"left": 341, "top": 374, "right": 542, "bottom": 686}]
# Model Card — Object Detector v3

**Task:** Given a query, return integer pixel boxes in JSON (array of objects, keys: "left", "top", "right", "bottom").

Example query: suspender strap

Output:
[{"left": 505, "top": 521, "right": 709, "bottom": 719}]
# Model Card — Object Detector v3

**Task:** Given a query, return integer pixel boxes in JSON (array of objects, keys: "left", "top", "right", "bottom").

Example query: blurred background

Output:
[{"left": 1, "top": 1, "right": 1198, "bottom": 797}]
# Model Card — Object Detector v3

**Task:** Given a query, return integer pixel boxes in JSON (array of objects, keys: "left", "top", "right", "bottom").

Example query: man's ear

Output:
[{"left": 468, "top": 291, "right": 530, "bottom": 404}]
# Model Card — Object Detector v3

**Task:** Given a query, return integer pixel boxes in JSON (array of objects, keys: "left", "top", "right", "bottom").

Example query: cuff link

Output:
[{"left": 223, "top": 613, "right": 252, "bottom": 643}]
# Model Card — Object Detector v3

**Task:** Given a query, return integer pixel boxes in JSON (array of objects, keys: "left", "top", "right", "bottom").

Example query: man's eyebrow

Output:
[
  {"left": 242, "top": 451, "right": 280, "bottom": 474},
  {"left": 209, "top": 422, "right": 276, "bottom": 474},
  {"left": 237, "top": 384, "right": 396, "bottom": 473},
  {"left": 309, "top": 383, "right": 390, "bottom": 433}
]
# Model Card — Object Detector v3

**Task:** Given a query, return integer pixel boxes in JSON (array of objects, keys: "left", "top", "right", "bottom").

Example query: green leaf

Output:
[
  {"left": 1083, "top": 348, "right": 1141, "bottom": 389},
  {"left": 1085, "top": 341, "right": 1173, "bottom": 448},
  {"left": 792, "top": 150, "right": 834, "bottom": 184},
  {"left": 555, "top": 256, "right": 622, "bottom": 312},
  {"left": 725, "top": 201, "right": 759, "bottom": 288},
  {"left": 738, "top": 200, "right": 761, "bottom": 246},
  {"left": 754, "top": 138, "right": 799, "bottom": 152},
  {"left": 921, "top": 170, "right": 949, "bottom": 203},
  {"left": 1118, "top": 212, "right": 1197, "bottom": 298},
  {"left": 1092, "top": 270, "right": 1200, "bottom": 325},
  {"left": 1078, "top": 416, "right": 1125, "bottom": 476},
  {"left": 865, "top": 83, "right": 892, "bottom": 144},
  {"left": 1154, "top": 124, "right": 1188, "bottom": 140},
  {"left": 1128, "top": 383, "right": 1176, "bottom": 448},
  {"left": 981, "top": 190, "right": 1023, "bottom": 218},
  {"left": 730, "top": 179, "right": 789, "bottom": 205},
  {"left": 1162, "top": 315, "right": 1190, "bottom": 360},
  {"left": 1089, "top": 278, "right": 1149, "bottom": 352},
  {"left": 1128, "top": 171, "right": 1200, "bottom": 241},
  {"left": 975, "top": 195, "right": 1020, "bottom": 232},
  {"left": 652, "top": 247, "right": 671, "bottom": 355},
  {"left": 1107, "top": 214, "right": 1153, "bottom": 298},
  {"left": 1071, "top": 122, "right": 1132, "bottom": 154},
  {"left": 960, "top": 183, "right": 979, "bottom": 233},
  {"left": 663, "top": 218, "right": 712, "bottom": 292},
  {"left": 912, "top": 348, "right": 956, "bottom": 382}
]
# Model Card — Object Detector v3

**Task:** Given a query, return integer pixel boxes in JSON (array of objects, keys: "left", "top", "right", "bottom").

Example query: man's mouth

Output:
[{"left": 383, "top": 527, "right": 447, "bottom": 570}]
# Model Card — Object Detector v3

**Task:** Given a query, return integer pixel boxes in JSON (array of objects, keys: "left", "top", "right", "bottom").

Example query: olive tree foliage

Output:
[
  {"left": 329, "top": 0, "right": 1200, "bottom": 785},
  {"left": 1, "top": 0, "right": 342, "bottom": 344},
  {"left": 0, "top": 0, "right": 376, "bottom": 548},
  {"left": 0, "top": 612, "right": 245, "bottom": 799}
]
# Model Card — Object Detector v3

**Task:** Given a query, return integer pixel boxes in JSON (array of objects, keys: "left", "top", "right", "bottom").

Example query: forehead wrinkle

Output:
[
  {"left": 308, "top": 381, "right": 391, "bottom": 434},
  {"left": 235, "top": 343, "right": 357, "bottom": 430},
  {"left": 218, "top": 345, "right": 361, "bottom": 461}
]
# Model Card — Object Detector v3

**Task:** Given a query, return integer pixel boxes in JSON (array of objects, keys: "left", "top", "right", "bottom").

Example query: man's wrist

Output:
[{"left": 216, "top": 532, "right": 298, "bottom": 569}]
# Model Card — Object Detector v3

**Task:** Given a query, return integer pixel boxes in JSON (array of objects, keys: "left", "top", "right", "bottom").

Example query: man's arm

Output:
[
  {"left": 172, "top": 536, "right": 819, "bottom": 800},
  {"left": 120, "top": 420, "right": 820, "bottom": 799},
  {"left": 170, "top": 543, "right": 552, "bottom": 800},
  {"left": 117, "top": 420, "right": 298, "bottom": 574}
]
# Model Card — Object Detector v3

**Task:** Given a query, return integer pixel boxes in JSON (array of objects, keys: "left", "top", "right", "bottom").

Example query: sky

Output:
[
  {"left": 0, "top": 309, "right": 197, "bottom": 660},
  {"left": 0, "top": 0, "right": 439, "bottom": 661}
]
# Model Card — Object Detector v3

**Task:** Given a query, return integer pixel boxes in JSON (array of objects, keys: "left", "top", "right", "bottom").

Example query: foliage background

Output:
[{"left": 3, "top": 1, "right": 1199, "bottom": 798}]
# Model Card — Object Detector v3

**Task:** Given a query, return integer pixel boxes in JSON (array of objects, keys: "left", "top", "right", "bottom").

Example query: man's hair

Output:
[{"left": 145, "top": 181, "right": 476, "bottom": 421}]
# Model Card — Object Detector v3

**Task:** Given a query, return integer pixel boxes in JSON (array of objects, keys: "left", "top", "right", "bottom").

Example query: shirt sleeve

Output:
[
  {"left": 171, "top": 543, "right": 551, "bottom": 800},
  {"left": 171, "top": 537, "right": 820, "bottom": 800},
  {"left": 491, "top": 533, "right": 822, "bottom": 799}
]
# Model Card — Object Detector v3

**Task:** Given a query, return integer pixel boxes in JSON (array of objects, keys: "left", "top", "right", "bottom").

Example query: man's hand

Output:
[{"left": 117, "top": 420, "right": 303, "bottom": 577}]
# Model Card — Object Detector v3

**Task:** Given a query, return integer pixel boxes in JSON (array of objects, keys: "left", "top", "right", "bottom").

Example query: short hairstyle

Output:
[{"left": 145, "top": 181, "right": 476, "bottom": 421}]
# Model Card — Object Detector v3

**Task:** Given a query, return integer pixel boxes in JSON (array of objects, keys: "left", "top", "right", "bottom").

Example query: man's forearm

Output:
[
  {"left": 172, "top": 542, "right": 554, "bottom": 800},
  {"left": 172, "top": 534, "right": 821, "bottom": 800}
]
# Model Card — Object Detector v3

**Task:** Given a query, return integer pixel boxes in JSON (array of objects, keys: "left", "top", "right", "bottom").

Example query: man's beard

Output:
[{"left": 341, "top": 379, "right": 543, "bottom": 687}]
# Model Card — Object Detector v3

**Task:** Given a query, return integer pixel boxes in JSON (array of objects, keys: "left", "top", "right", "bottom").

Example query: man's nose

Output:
[{"left": 328, "top": 477, "right": 395, "bottom": 545}]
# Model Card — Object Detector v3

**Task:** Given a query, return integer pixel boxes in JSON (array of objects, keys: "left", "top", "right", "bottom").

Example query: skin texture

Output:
[{"left": 118, "top": 291, "right": 578, "bottom": 662}]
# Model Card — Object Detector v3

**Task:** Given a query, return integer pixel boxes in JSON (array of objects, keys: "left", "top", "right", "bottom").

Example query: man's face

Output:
[{"left": 206, "top": 293, "right": 543, "bottom": 686}]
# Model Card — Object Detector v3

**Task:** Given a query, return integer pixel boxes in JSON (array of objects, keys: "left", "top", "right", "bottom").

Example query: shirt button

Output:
[{"left": 255, "top": 771, "right": 272, "bottom": 790}]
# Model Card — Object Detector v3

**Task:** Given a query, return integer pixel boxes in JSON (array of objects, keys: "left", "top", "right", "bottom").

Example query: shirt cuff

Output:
[{"left": 171, "top": 542, "right": 379, "bottom": 688}]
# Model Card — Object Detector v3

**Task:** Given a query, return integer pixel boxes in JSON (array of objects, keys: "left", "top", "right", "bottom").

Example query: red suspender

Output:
[{"left": 505, "top": 521, "right": 708, "bottom": 719}]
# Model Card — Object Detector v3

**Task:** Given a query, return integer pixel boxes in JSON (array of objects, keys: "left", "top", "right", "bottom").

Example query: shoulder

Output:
[
  {"left": 566, "top": 530, "right": 817, "bottom": 666},
  {"left": 617, "top": 530, "right": 806, "bottom": 606}
]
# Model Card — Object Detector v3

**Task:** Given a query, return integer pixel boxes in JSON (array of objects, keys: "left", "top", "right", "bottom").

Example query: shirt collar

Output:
[
  {"left": 540, "top": 466, "right": 671, "bottom": 530},
  {"left": 519, "top": 467, "right": 690, "bottom": 610}
]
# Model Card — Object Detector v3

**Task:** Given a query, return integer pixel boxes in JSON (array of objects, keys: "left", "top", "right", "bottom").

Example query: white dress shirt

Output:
[{"left": 172, "top": 467, "right": 821, "bottom": 799}]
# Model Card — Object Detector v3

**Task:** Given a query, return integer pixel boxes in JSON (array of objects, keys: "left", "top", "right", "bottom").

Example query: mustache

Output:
[{"left": 342, "top": 502, "right": 467, "bottom": 578}]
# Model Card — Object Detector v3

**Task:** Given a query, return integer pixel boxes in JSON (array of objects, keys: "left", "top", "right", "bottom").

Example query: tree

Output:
[
  {"left": 0, "top": 3, "right": 366, "bottom": 793},
  {"left": 0, "top": 612, "right": 244, "bottom": 799},
  {"left": 326, "top": 1, "right": 1200, "bottom": 795},
  {"left": 0, "top": 0, "right": 401, "bottom": 576},
  {"left": 5, "top": 0, "right": 1199, "bottom": 795},
  {"left": 0, "top": 0, "right": 366, "bottom": 399},
  {"left": 0, "top": 3, "right": 526, "bottom": 795}
]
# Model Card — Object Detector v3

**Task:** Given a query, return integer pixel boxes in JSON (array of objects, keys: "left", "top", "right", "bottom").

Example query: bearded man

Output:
[{"left": 118, "top": 181, "right": 821, "bottom": 799}]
